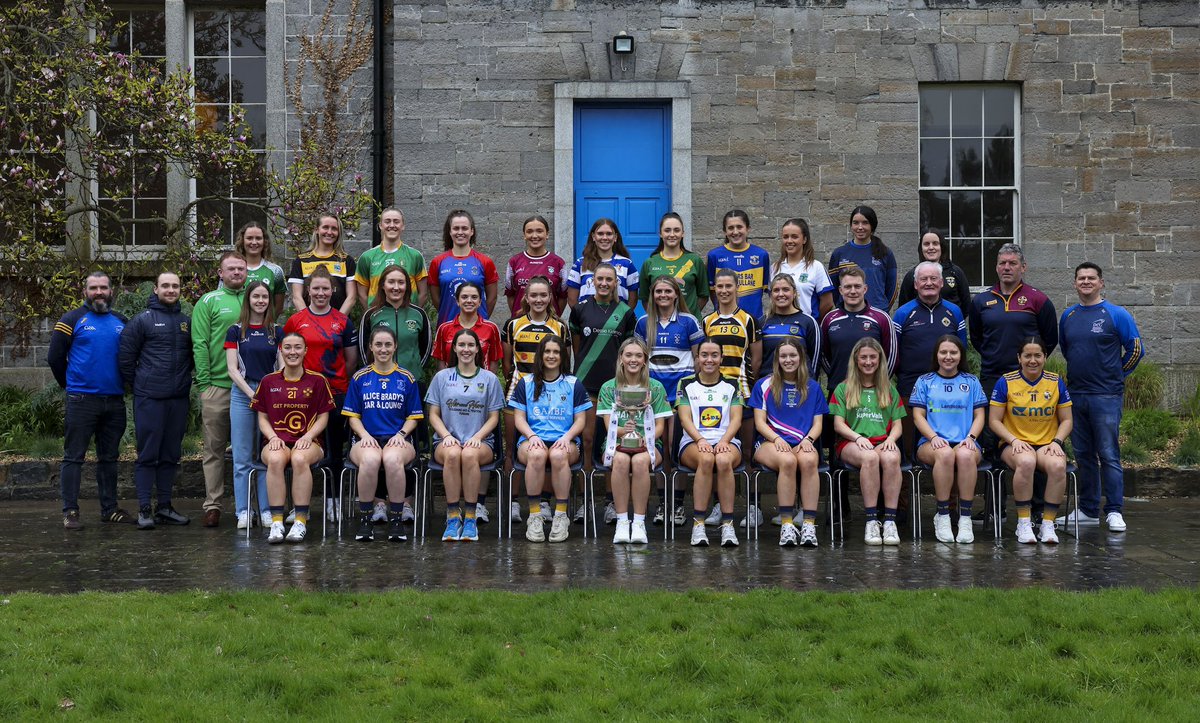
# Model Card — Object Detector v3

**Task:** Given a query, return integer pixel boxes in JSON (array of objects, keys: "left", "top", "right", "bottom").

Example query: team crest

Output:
[
  {"left": 946, "top": 277, "right": 957, "bottom": 288},
  {"left": 1091, "top": 319, "right": 1105, "bottom": 333},
  {"left": 959, "top": 383, "right": 969, "bottom": 392},
  {"left": 942, "top": 317, "right": 950, "bottom": 327},
  {"left": 749, "top": 255, "right": 760, "bottom": 265},
  {"left": 1044, "top": 390, "right": 1052, "bottom": 400},
  {"left": 180, "top": 322, "right": 189, "bottom": 332},
  {"left": 303, "top": 387, "right": 313, "bottom": 398},
  {"left": 1017, "top": 295, "right": 1028, "bottom": 306},
  {"left": 862, "top": 321, "right": 871, "bottom": 331},
  {"left": 799, "top": 273, "right": 809, "bottom": 282}
]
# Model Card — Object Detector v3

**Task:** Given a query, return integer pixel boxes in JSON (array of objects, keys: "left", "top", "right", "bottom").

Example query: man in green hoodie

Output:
[{"left": 192, "top": 251, "right": 248, "bottom": 527}]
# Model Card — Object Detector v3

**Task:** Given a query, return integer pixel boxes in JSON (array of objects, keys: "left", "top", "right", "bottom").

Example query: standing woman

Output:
[
  {"left": 639, "top": 212, "right": 708, "bottom": 317},
  {"left": 772, "top": 218, "right": 833, "bottom": 321},
  {"left": 911, "top": 334, "right": 987, "bottom": 544},
  {"left": 828, "top": 205, "right": 898, "bottom": 312},
  {"left": 358, "top": 265, "right": 431, "bottom": 379},
  {"left": 344, "top": 327, "right": 422, "bottom": 543},
  {"left": 830, "top": 337, "right": 907, "bottom": 546},
  {"left": 898, "top": 229, "right": 972, "bottom": 311},
  {"left": 426, "top": 329, "right": 504, "bottom": 542},
  {"left": 432, "top": 281, "right": 503, "bottom": 374},
  {"left": 510, "top": 335, "right": 591, "bottom": 544},
  {"left": 566, "top": 218, "right": 639, "bottom": 307},
  {"left": 750, "top": 339, "right": 827, "bottom": 547},
  {"left": 706, "top": 210, "right": 771, "bottom": 319},
  {"left": 224, "top": 280, "right": 283, "bottom": 529},
  {"left": 505, "top": 215, "right": 567, "bottom": 316},
  {"left": 677, "top": 339, "right": 745, "bottom": 548},
  {"left": 252, "top": 333, "right": 335, "bottom": 544},
  {"left": 235, "top": 221, "right": 286, "bottom": 315},
  {"left": 760, "top": 273, "right": 820, "bottom": 379},
  {"left": 597, "top": 338, "right": 672, "bottom": 545},
  {"left": 989, "top": 337, "right": 1073, "bottom": 545},
  {"left": 429, "top": 209, "right": 500, "bottom": 327},
  {"left": 288, "top": 213, "right": 359, "bottom": 316}
]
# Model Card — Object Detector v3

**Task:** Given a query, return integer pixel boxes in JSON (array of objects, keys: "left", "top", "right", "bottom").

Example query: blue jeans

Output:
[
  {"left": 61, "top": 393, "right": 126, "bottom": 515},
  {"left": 1070, "top": 393, "right": 1124, "bottom": 515},
  {"left": 230, "top": 383, "right": 267, "bottom": 515},
  {"left": 133, "top": 396, "right": 188, "bottom": 508}
]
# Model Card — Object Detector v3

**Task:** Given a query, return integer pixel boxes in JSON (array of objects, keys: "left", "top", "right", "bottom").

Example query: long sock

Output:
[
  {"left": 802, "top": 509, "right": 817, "bottom": 524},
  {"left": 883, "top": 507, "right": 898, "bottom": 522},
  {"left": 447, "top": 503, "right": 463, "bottom": 520},
  {"left": 693, "top": 510, "right": 706, "bottom": 525},
  {"left": 778, "top": 505, "right": 794, "bottom": 526},
  {"left": 294, "top": 505, "right": 309, "bottom": 525},
  {"left": 358, "top": 501, "right": 373, "bottom": 515},
  {"left": 721, "top": 511, "right": 734, "bottom": 525},
  {"left": 1042, "top": 502, "right": 1059, "bottom": 523},
  {"left": 864, "top": 506, "right": 878, "bottom": 520},
  {"left": 1016, "top": 499, "right": 1032, "bottom": 520},
  {"left": 270, "top": 506, "right": 284, "bottom": 524},
  {"left": 936, "top": 499, "right": 950, "bottom": 516},
  {"left": 463, "top": 504, "right": 476, "bottom": 521},
  {"left": 959, "top": 499, "right": 973, "bottom": 517},
  {"left": 528, "top": 498, "right": 541, "bottom": 518},
  {"left": 476, "top": 493, "right": 487, "bottom": 507},
  {"left": 389, "top": 501, "right": 404, "bottom": 518},
  {"left": 555, "top": 499, "right": 569, "bottom": 515}
]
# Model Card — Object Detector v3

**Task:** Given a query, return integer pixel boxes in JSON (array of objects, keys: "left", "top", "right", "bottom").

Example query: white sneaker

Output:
[
  {"left": 933, "top": 513, "right": 954, "bottom": 543},
  {"left": 539, "top": 501, "right": 552, "bottom": 521},
  {"left": 864, "top": 520, "right": 883, "bottom": 546},
  {"left": 325, "top": 499, "right": 339, "bottom": 523},
  {"left": 1039, "top": 520, "right": 1059, "bottom": 544},
  {"left": 1064, "top": 508, "right": 1101, "bottom": 527},
  {"left": 720, "top": 522, "right": 739, "bottom": 547},
  {"left": 771, "top": 513, "right": 783, "bottom": 526},
  {"left": 739, "top": 504, "right": 764, "bottom": 529},
  {"left": 956, "top": 516, "right": 974, "bottom": 544},
  {"left": 285, "top": 508, "right": 296, "bottom": 523},
  {"left": 573, "top": 504, "right": 587, "bottom": 524},
  {"left": 236, "top": 511, "right": 251, "bottom": 530},
  {"left": 549, "top": 512, "right": 570, "bottom": 542},
  {"left": 882, "top": 520, "right": 900, "bottom": 546},
  {"left": 704, "top": 503, "right": 722, "bottom": 525},
  {"left": 400, "top": 503, "right": 415, "bottom": 523},
  {"left": 371, "top": 501, "right": 388, "bottom": 523},
  {"left": 690, "top": 521, "right": 709, "bottom": 547},
  {"left": 799, "top": 521, "right": 819, "bottom": 547},
  {"left": 266, "top": 521, "right": 286, "bottom": 544},
  {"left": 779, "top": 522, "right": 799, "bottom": 547},
  {"left": 1106, "top": 511, "right": 1127, "bottom": 532},
  {"left": 1015, "top": 518, "right": 1037, "bottom": 544},
  {"left": 474, "top": 502, "right": 490, "bottom": 524},
  {"left": 510, "top": 500, "right": 523, "bottom": 523},
  {"left": 285, "top": 520, "right": 307, "bottom": 543},
  {"left": 630, "top": 519, "right": 648, "bottom": 544},
  {"left": 260, "top": 511, "right": 273, "bottom": 527},
  {"left": 525, "top": 517, "right": 544, "bottom": 542},
  {"left": 603, "top": 502, "right": 618, "bottom": 524},
  {"left": 672, "top": 505, "right": 688, "bottom": 526},
  {"left": 613, "top": 519, "right": 631, "bottom": 544}
]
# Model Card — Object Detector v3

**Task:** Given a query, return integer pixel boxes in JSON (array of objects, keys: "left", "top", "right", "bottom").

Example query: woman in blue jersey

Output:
[
  {"left": 759, "top": 273, "right": 820, "bottom": 379},
  {"left": 828, "top": 205, "right": 898, "bottom": 312},
  {"left": 910, "top": 335, "right": 988, "bottom": 544},
  {"left": 343, "top": 326, "right": 423, "bottom": 543},
  {"left": 750, "top": 339, "right": 827, "bottom": 548},
  {"left": 510, "top": 334, "right": 591, "bottom": 543},
  {"left": 566, "top": 218, "right": 639, "bottom": 307}
]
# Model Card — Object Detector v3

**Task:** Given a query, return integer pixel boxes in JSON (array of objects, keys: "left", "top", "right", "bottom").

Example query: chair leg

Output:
[
  {"left": 666, "top": 471, "right": 676, "bottom": 542},
  {"left": 246, "top": 470, "right": 255, "bottom": 542},
  {"left": 587, "top": 471, "right": 597, "bottom": 540},
  {"left": 910, "top": 468, "right": 922, "bottom": 541},
  {"left": 991, "top": 471, "right": 1004, "bottom": 540},
  {"left": 417, "top": 468, "right": 427, "bottom": 541},
  {"left": 1070, "top": 470, "right": 1079, "bottom": 539}
]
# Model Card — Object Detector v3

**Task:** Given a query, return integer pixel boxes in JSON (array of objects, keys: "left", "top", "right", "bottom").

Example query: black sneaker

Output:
[
  {"left": 355, "top": 515, "right": 374, "bottom": 542},
  {"left": 63, "top": 509, "right": 83, "bottom": 530},
  {"left": 154, "top": 506, "right": 190, "bottom": 526},
  {"left": 137, "top": 506, "right": 155, "bottom": 530},
  {"left": 387, "top": 517, "right": 407, "bottom": 542},
  {"left": 652, "top": 502, "right": 666, "bottom": 525},
  {"left": 102, "top": 508, "right": 135, "bottom": 524}
]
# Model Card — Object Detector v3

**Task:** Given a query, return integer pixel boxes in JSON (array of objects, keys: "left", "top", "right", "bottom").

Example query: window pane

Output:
[
  {"left": 984, "top": 88, "right": 1015, "bottom": 137},
  {"left": 228, "top": 11, "right": 266, "bottom": 56},
  {"left": 985, "top": 137, "right": 1014, "bottom": 186},
  {"left": 950, "top": 191, "right": 981, "bottom": 238},
  {"left": 919, "top": 190, "right": 949, "bottom": 233},
  {"left": 951, "top": 87, "right": 983, "bottom": 137},
  {"left": 138, "top": 157, "right": 168, "bottom": 198},
  {"left": 920, "top": 86, "right": 950, "bottom": 138},
  {"left": 950, "top": 237, "right": 982, "bottom": 287},
  {"left": 131, "top": 199, "right": 167, "bottom": 246},
  {"left": 131, "top": 12, "right": 166, "bottom": 57},
  {"left": 229, "top": 58, "right": 266, "bottom": 104},
  {"left": 197, "top": 199, "right": 231, "bottom": 240},
  {"left": 920, "top": 139, "right": 950, "bottom": 187},
  {"left": 952, "top": 139, "right": 983, "bottom": 187},
  {"left": 241, "top": 106, "right": 267, "bottom": 148},
  {"left": 104, "top": 16, "right": 129, "bottom": 52},
  {"left": 983, "top": 191, "right": 1014, "bottom": 237},
  {"left": 194, "top": 59, "right": 229, "bottom": 103},
  {"left": 193, "top": 12, "right": 227, "bottom": 57},
  {"left": 233, "top": 154, "right": 267, "bottom": 197},
  {"left": 99, "top": 199, "right": 131, "bottom": 245},
  {"left": 982, "top": 238, "right": 1008, "bottom": 287}
]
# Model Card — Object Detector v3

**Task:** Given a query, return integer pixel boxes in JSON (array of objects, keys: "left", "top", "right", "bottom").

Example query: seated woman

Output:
[
  {"left": 343, "top": 327, "right": 423, "bottom": 543},
  {"left": 597, "top": 338, "right": 672, "bottom": 545},
  {"left": 426, "top": 328, "right": 504, "bottom": 542},
  {"left": 749, "top": 339, "right": 827, "bottom": 548},
  {"left": 830, "top": 337, "right": 906, "bottom": 546},
  {"left": 911, "top": 335, "right": 987, "bottom": 544},
  {"left": 509, "top": 334, "right": 590, "bottom": 544},
  {"left": 251, "top": 332, "right": 335, "bottom": 544},
  {"left": 988, "top": 336, "right": 1073, "bottom": 545},
  {"left": 677, "top": 338, "right": 744, "bottom": 549}
]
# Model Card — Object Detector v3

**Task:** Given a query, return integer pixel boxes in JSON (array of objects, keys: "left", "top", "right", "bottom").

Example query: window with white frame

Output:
[{"left": 918, "top": 84, "right": 1020, "bottom": 288}]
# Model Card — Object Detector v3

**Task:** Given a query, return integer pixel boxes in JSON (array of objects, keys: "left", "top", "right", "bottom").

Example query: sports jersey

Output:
[
  {"left": 288, "top": 251, "right": 357, "bottom": 312},
  {"left": 342, "top": 365, "right": 424, "bottom": 439},
  {"left": 354, "top": 243, "right": 427, "bottom": 305},
  {"left": 508, "top": 374, "right": 592, "bottom": 442},
  {"left": 990, "top": 370, "right": 1071, "bottom": 446},
  {"left": 502, "top": 314, "right": 572, "bottom": 393},
  {"left": 1059, "top": 300, "right": 1144, "bottom": 395},
  {"left": 358, "top": 304, "right": 430, "bottom": 379},
  {"left": 49, "top": 304, "right": 126, "bottom": 395},
  {"left": 898, "top": 260, "right": 972, "bottom": 312},
  {"left": 429, "top": 248, "right": 500, "bottom": 327},
  {"left": 567, "top": 255, "right": 639, "bottom": 304},
  {"left": 250, "top": 369, "right": 336, "bottom": 445},
  {"left": 828, "top": 382, "right": 906, "bottom": 440},
  {"left": 639, "top": 251, "right": 708, "bottom": 317},
  {"left": 675, "top": 374, "right": 744, "bottom": 448},
  {"left": 759, "top": 310, "right": 820, "bottom": 378},
  {"left": 968, "top": 282, "right": 1058, "bottom": 382},
  {"left": 748, "top": 376, "right": 829, "bottom": 446},
  {"left": 568, "top": 298, "right": 637, "bottom": 395},
  {"left": 828, "top": 240, "right": 898, "bottom": 311},
  {"left": 504, "top": 251, "right": 568, "bottom": 314},
  {"left": 706, "top": 243, "right": 770, "bottom": 319},
  {"left": 820, "top": 305, "right": 897, "bottom": 391},
  {"left": 244, "top": 260, "right": 286, "bottom": 299},
  {"left": 908, "top": 371, "right": 987, "bottom": 446},
  {"left": 224, "top": 324, "right": 283, "bottom": 385},
  {"left": 426, "top": 367, "right": 505, "bottom": 445},
  {"left": 703, "top": 309, "right": 762, "bottom": 398},
  {"left": 891, "top": 298, "right": 967, "bottom": 396},
  {"left": 634, "top": 312, "right": 705, "bottom": 403},
  {"left": 774, "top": 258, "right": 834, "bottom": 320},
  {"left": 597, "top": 378, "right": 673, "bottom": 433},
  {"left": 432, "top": 317, "right": 504, "bottom": 369},
  {"left": 283, "top": 308, "right": 357, "bottom": 395}
]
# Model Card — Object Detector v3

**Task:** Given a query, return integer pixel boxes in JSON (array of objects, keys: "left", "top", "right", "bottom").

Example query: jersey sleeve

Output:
[
  {"left": 685, "top": 314, "right": 705, "bottom": 344},
  {"left": 224, "top": 325, "right": 239, "bottom": 350},
  {"left": 1056, "top": 376, "right": 1072, "bottom": 407},
  {"left": 425, "top": 370, "right": 445, "bottom": 408},
  {"left": 1114, "top": 306, "right": 1145, "bottom": 376},
  {"left": 482, "top": 253, "right": 499, "bottom": 285},
  {"left": 747, "top": 314, "right": 762, "bottom": 343},
  {"left": 500, "top": 318, "right": 515, "bottom": 345},
  {"left": 650, "top": 381, "right": 672, "bottom": 417},
  {"left": 990, "top": 376, "right": 1010, "bottom": 406},
  {"left": 572, "top": 379, "right": 593, "bottom": 414},
  {"left": 1038, "top": 296, "right": 1059, "bottom": 357},
  {"left": 341, "top": 376, "right": 363, "bottom": 418},
  {"left": 432, "top": 323, "right": 451, "bottom": 363},
  {"left": 352, "top": 251, "right": 370, "bottom": 287},
  {"left": 970, "top": 376, "right": 988, "bottom": 408},
  {"left": 747, "top": 377, "right": 768, "bottom": 410},
  {"left": 828, "top": 384, "right": 846, "bottom": 418},
  {"left": 596, "top": 381, "right": 615, "bottom": 415},
  {"left": 507, "top": 376, "right": 527, "bottom": 410},
  {"left": 908, "top": 376, "right": 929, "bottom": 408},
  {"left": 886, "top": 384, "right": 907, "bottom": 421},
  {"left": 341, "top": 314, "right": 357, "bottom": 349},
  {"left": 313, "top": 376, "right": 336, "bottom": 415},
  {"left": 566, "top": 258, "right": 583, "bottom": 290},
  {"left": 623, "top": 258, "right": 639, "bottom": 298},
  {"left": 404, "top": 377, "right": 425, "bottom": 420},
  {"left": 810, "top": 380, "right": 831, "bottom": 416},
  {"left": 485, "top": 373, "right": 505, "bottom": 412},
  {"left": 484, "top": 323, "right": 504, "bottom": 366},
  {"left": 287, "top": 257, "right": 304, "bottom": 287}
]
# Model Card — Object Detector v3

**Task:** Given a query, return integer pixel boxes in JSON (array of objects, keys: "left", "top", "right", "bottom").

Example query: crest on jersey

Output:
[
  {"left": 1091, "top": 319, "right": 1105, "bottom": 334},
  {"left": 941, "top": 317, "right": 950, "bottom": 327},
  {"left": 1017, "top": 295, "right": 1028, "bottom": 306}
]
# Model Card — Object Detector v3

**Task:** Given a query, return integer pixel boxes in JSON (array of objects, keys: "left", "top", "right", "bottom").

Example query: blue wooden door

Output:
[{"left": 574, "top": 102, "right": 671, "bottom": 308}]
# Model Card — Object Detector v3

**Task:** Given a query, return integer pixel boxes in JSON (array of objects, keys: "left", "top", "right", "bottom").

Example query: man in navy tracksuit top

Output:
[
  {"left": 48, "top": 272, "right": 132, "bottom": 529},
  {"left": 892, "top": 261, "right": 968, "bottom": 399},
  {"left": 1059, "top": 262, "right": 1144, "bottom": 533},
  {"left": 118, "top": 272, "right": 195, "bottom": 530}
]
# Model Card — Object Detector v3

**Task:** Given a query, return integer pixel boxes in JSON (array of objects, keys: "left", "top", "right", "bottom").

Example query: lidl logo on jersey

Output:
[{"left": 699, "top": 406, "right": 722, "bottom": 428}]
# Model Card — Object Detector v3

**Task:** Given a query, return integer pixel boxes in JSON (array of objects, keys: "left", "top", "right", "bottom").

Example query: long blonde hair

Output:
[
  {"left": 770, "top": 338, "right": 810, "bottom": 406},
  {"left": 614, "top": 337, "right": 651, "bottom": 391},
  {"left": 303, "top": 213, "right": 347, "bottom": 255},
  {"left": 843, "top": 337, "right": 892, "bottom": 409}
]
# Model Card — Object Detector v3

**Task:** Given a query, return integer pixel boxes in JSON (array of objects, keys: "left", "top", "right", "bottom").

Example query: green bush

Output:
[
  {"left": 1122, "top": 442, "right": 1150, "bottom": 464},
  {"left": 1182, "top": 381, "right": 1200, "bottom": 419},
  {"left": 1121, "top": 408, "right": 1180, "bottom": 452},
  {"left": 27, "top": 436, "right": 62, "bottom": 459},
  {"left": 1172, "top": 424, "right": 1200, "bottom": 466},
  {"left": 112, "top": 280, "right": 195, "bottom": 320},
  {"left": 1044, "top": 353, "right": 1067, "bottom": 381},
  {"left": 1124, "top": 361, "right": 1164, "bottom": 411}
]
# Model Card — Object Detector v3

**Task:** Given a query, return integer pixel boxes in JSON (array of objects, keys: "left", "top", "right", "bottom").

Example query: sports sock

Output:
[
  {"left": 359, "top": 501, "right": 373, "bottom": 515},
  {"left": 294, "top": 505, "right": 309, "bottom": 525},
  {"left": 958, "top": 499, "right": 973, "bottom": 517},
  {"left": 802, "top": 509, "right": 817, "bottom": 524},
  {"left": 555, "top": 499, "right": 569, "bottom": 515},
  {"left": 864, "top": 506, "right": 878, "bottom": 520},
  {"left": 721, "top": 511, "right": 734, "bottom": 524},
  {"left": 1042, "top": 502, "right": 1059, "bottom": 523},
  {"left": 528, "top": 498, "right": 541, "bottom": 518},
  {"left": 936, "top": 499, "right": 950, "bottom": 516},
  {"left": 778, "top": 505, "right": 794, "bottom": 526},
  {"left": 1016, "top": 499, "right": 1032, "bottom": 520},
  {"left": 617, "top": 512, "right": 629, "bottom": 523},
  {"left": 463, "top": 504, "right": 476, "bottom": 521},
  {"left": 270, "top": 506, "right": 284, "bottom": 524},
  {"left": 883, "top": 507, "right": 898, "bottom": 522},
  {"left": 633, "top": 513, "right": 645, "bottom": 523},
  {"left": 389, "top": 501, "right": 404, "bottom": 516}
]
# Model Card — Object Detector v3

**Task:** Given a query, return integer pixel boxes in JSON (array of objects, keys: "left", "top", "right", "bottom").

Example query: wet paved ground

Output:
[{"left": 1, "top": 497, "right": 1196, "bottom": 593}]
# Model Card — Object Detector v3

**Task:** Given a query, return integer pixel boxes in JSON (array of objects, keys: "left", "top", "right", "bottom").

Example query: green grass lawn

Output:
[{"left": 1, "top": 588, "right": 1197, "bottom": 718}]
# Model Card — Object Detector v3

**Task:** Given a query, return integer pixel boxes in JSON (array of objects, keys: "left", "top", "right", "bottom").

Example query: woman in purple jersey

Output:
[{"left": 505, "top": 215, "right": 567, "bottom": 316}]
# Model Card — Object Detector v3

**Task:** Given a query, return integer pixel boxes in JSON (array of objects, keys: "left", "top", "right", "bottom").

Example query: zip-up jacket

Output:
[
  {"left": 47, "top": 302, "right": 126, "bottom": 395},
  {"left": 118, "top": 294, "right": 194, "bottom": 399},
  {"left": 191, "top": 285, "right": 245, "bottom": 389}
]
